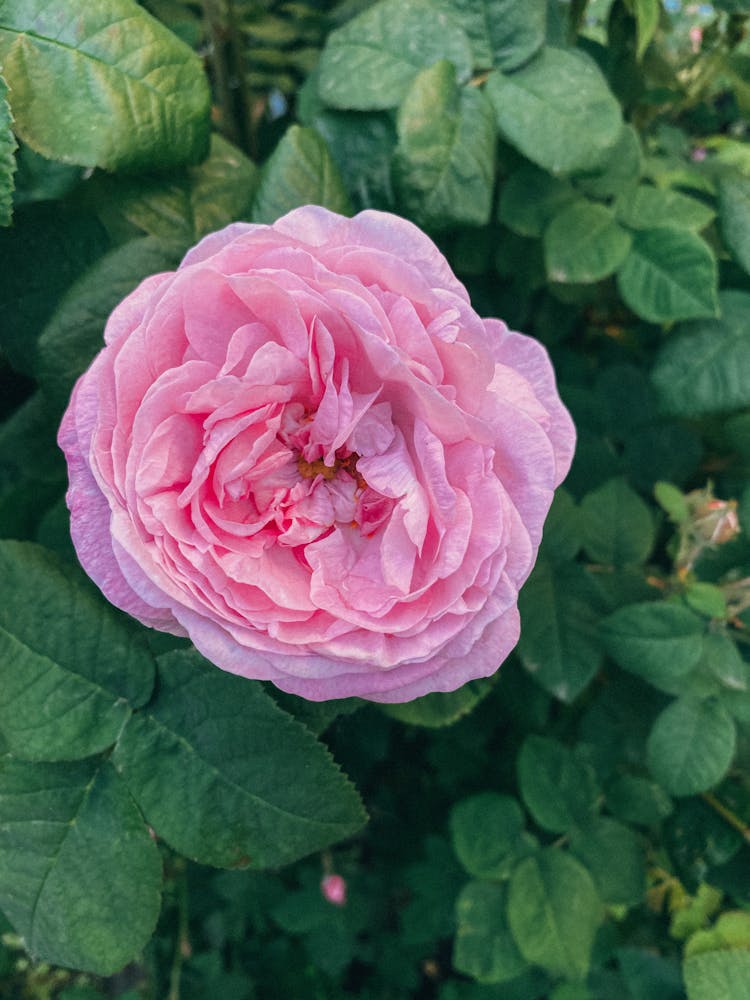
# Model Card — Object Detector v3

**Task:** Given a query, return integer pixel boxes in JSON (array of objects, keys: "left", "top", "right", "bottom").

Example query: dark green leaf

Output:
[
  {"left": 652, "top": 291, "right": 750, "bottom": 416},
  {"left": 450, "top": 792, "right": 528, "bottom": 879},
  {"left": 454, "top": 881, "right": 527, "bottom": 983},
  {"left": 538, "top": 488, "right": 581, "bottom": 564},
  {"left": 393, "top": 60, "right": 496, "bottom": 229},
  {"left": 575, "top": 123, "right": 642, "bottom": 200},
  {"left": 507, "top": 849, "right": 601, "bottom": 980},
  {"left": 113, "top": 649, "right": 366, "bottom": 869},
  {"left": 0, "top": 73, "right": 15, "bottom": 226},
  {"left": 545, "top": 201, "right": 632, "bottom": 284},
  {"left": 617, "top": 185, "right": 715, "bottom": 232},
  {"left": 579, "top": 477, "right": 655, "bottom": 566},
  {"left": 0, "top": 0, "right": 210, "bottom": 170},
  {"left": 517, "top": 735, "right": 599, "bottom": 833},
  {"left": 0, "top": 755, "right": 161, "bottom": 974},
  {"left": 485, "top": 47, "right": 622, "bottom": 175},
  {"left": 381, "top": 679, "right": 493, "bottom": 728},
  {"left": 252, "top": 125, "right": 351, "bottom": 225},
  {"left": 36, "top": 237, "right": 180, "bottom": 413},
  {"left": 0, "top": 541, "right": 155, "bottom": 761},
  {"left": 605, "top": 774, "right": 673, "bottom": 827},
  {"left": 317, "top": 0, "right": 472, "bottom": 111},
  {"left": 647, "top": 698, "right": 736, "bottom": 796},
  {"left": 601, "top": 602, "right": 705, "bottom": 690},
  {"left": 570, "top": 817, "right": 645, "bottom": 905},
  {"left": 311, "top": 111, "right": 397, "bottom": 210},
  {"left": 517, "top": 561, "right": 604, "bottom": 703},
  {"left": 498, "top": 164, "right": 576, "bottom": 238},
  {"left": 616, "top": 227, "right": 719, "bottom": 324}
]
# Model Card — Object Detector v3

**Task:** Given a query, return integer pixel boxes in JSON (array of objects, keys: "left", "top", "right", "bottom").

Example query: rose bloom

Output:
[{"left": 59, "top": 207, "right": 574, "bottom": 702}]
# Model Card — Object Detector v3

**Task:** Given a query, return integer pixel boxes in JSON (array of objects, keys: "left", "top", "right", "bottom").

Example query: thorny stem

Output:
[
  {"left": 168, "top": 863, "right": 191, "bottom": 1000},
  {"left": 701, "top": 791, "right": 750, "bottom": 845}
]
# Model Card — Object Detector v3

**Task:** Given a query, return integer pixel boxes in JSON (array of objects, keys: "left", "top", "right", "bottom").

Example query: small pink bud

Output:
[
  {"left": 691, "top": 146, "right": 707, "bottom": 162},
  {"left": 690, "top": 26, "right": 702, "bottom": 52},
  {"left": 321, "top": 873, "right": 347, "bottom": 906}
]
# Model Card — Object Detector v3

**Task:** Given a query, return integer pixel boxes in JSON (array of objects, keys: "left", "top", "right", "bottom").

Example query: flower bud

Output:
[{"left": 321, "top": 873, "right": 347, "bottom": 906}]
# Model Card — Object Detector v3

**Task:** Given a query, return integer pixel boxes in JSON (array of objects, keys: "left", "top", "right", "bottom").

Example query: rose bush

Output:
[{"left": 59, "top": 206, "right": 574, "bottom": 702}]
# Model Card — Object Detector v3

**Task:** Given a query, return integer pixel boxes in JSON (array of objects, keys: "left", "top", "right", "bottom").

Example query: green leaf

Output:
[
  {"left": 507, "top": 849, "right": 601, "bottom": 980},
  {"left": 574, "top": 123, "right": 643, "bottom": 201},
  {"left": 579, "top": 477, "right": 655, "bottom": 566},
  {"left": 317, "top": 0, "right": 472, "bottom": 111},
  {"left": 450, "top": 793, "right": 528, "bottom": 879},
  {"left": 311, "top": 110, "right": 397, "bottom": 210},
  {"left": 654, "top": 481, "right": 689, "bottom": 524},
  {"left": 651, "top": 291, "right": 750, "bottom": 416},
  {"left": 647, "top": 698, "right": 736, "bottom": 796},
  {"left": 570, "top": 817, "right": 645, "bottom": 905},
  {"left": 113, "top": 649, "right": 366, "bottom": 869},
  {"left": 631, "top": 0, "right": 661, "bottom": 60},
  {"left": 517, "top": 561, "right": 604, "bottom": 703},
  {"left": 381, "top": 679, "right": 493, "bottom": 728},
  {"left": 616, "top": 185, "right": 715, "bottom": 232},
  {"left": 485, "top": 47, "right": 622, "bottom": 175},
  {"left": 538, "top": 488, "right": 581, "bottom": 564},
  {"left": 434, "top": 0, "right": 546, "bottom": 70},
  {"left": 498, "top": 164, "right": 576, "bottom": 238},
  {"left": 0, "top": 0, "right": 209, "bottom": 171},
  {"left": 252, "top": 125, "right": 351, "bottom": 225},
  {"left": 601, "top": 602, "right": 705, "bottom": 690},
  {"left": 517, "top": 735, "right": 599, "bottom": 834},
  {"left": 616, "top": 227, "right": 719, "bottom": 324},
  {"left": 702, "top": 632, "right": 749, "bottom": 691},
  {"left": 545, "top": 200, "right": 632, "bottom": 284},
  {"left": 605, "top": 774, "right": 673, "bottom": 827},
  {"left": 0, "top": 202, "right": 109, "bottom": 375},
  {"left": 106, "top": 134, "right": 258, "bottom": 251},
  {"left": 36, "top": 237, "right": 180, "bottom": 413},
  {"left": 393, "top": 60, "right": 496, "bottom": 230},
  {"left": 0, "top": 755, "right": 161, "bottom": 974},
  {"left": 0, "top": 73, "right": 15, "bottom": 226},
  {"left": 683, "top": 950, "right": 750, "bottom": 1000},
  {"left": 684, "top": 583, "right": 728, "bottom": 620},
  {"left": 0, "top": 541, "right": 155, "bottom": 762},
  {"left": 454, "top": 881, "right": 528, "bottom": 984}
]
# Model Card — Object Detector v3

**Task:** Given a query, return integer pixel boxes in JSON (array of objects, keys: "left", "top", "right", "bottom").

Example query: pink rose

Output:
[{"left": 58, "top": 207, "right": 574, "bottom": 702}]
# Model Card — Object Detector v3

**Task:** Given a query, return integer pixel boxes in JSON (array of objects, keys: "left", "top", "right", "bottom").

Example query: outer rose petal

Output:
[{"left": 59, "top": 207, "right": 575, "bottom": 703}]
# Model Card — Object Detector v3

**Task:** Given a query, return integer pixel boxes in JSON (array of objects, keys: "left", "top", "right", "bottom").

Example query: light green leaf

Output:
[
  {"left": 454, "top": 881, "right": 528, "bottom": 984},
  {"left": 517, "top": 561, "right": 604, "bottom": 703},
  {"left": 517, "top": 735, "right": 599, "bottom": 834},
  {"left": 616, "top": 227, "right": 719, "bottom": 323},
  {"left": 507, "top": 849, "right": 601, "bottom": 980},
  {"left": 381, "top": 679, "right": 493, "bottom": 728},
  {"left": 647, "top": 697, "right": 736, "bottom": 796},
  {"left": 317, "top": 0, "right": 472, "bottom": 111},
  {"left": 0, "top": 73, "right": 15, "bottom": 226},
  {"left": 616, "top": 185, "right": 715, "bottom": 232},
  {"left": 631, "top": 0, "right": 661, "bottom": 60},
  {"left": 485, "top": 47, "right": 622, "bottom": 175},
  {"left": 544, "top": 201, "right": 632, "bottom": 284},
  {"left": 434, "top": 0, "right": 546, "bottom": 70},
  {"left": 0, "top": 541, "right": 155, "bottom": 762},
  {"left": 113, "top": 649, "right": 366, "bottom": 869},
  {"left": 718, "top": 174, "right": 750, "bottom": 275},
  {"left": 108, "top": 134, "right": 258, "bottom": 251},
  {"left": 252, "top": 125, "right": 351, "bottom": 225},
  {"left": 450, "top": 793, "right": 528, "bottom": 879},
  {"left": 0, "top": 755, "right": 161, "bottom": 974},
  {"left": 36, "top": 237, "right": 180, "bottom": 413},
  {"left": 0, "top": 0, "right": 210, "bottom": 170},
  {"left": 601, "top": 602, "right": 705, "bottom": 689},
  {"left": 684, "top": 949, "right": 750, "bottom": 1000},
  {"left": 393, "top": 60, "right": 495, "bottom": 229},
  {"left": 570, "top": 816, "right": 645, "bottom": 905},
  {"left": 498, "top": 164, "right": 576, "bottom": 238},
  {"left": 579, "top": 477, "right": 655, "bottom": 566},
  {"left": 651, "top": 291, "right": 750, "bottom": 416}
]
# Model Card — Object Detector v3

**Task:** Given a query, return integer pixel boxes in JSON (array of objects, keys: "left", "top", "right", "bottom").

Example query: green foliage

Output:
[{"left": 2, "top": 0, "right": 750, "bottom": 996}]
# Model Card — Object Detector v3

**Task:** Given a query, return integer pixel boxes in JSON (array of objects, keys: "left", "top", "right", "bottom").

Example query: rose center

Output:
[{"left": 296, "top": 451, "right": 367, "bottom": 490}]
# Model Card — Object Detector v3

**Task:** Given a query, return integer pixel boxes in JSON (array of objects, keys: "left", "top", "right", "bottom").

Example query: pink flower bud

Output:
[
  {"left": 321, "top": 873, "right": 347, "bottom": 906},
  {"left": 690, "top": 26, "right": 702, "bottom": 52}
]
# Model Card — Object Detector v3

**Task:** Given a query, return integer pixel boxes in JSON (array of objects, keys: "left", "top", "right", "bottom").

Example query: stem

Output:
[
  {"left": 204, "top": 0, "right": 241, "bottom": 146},
  {"left": 701, "top": 791, "right": 750, "bottom": 845},
  {"left": 168, "top": 864, "right": 191, "bottom": 1000}
]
